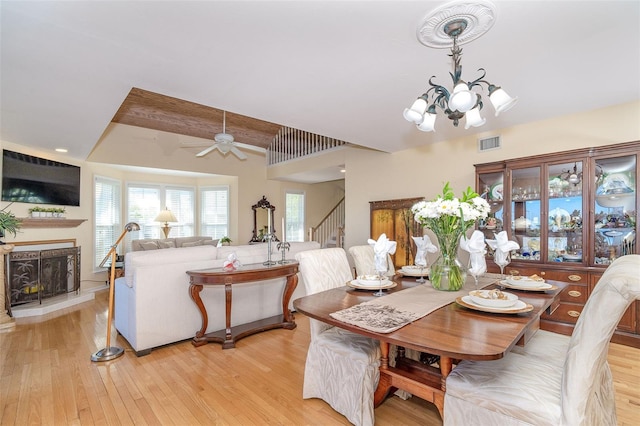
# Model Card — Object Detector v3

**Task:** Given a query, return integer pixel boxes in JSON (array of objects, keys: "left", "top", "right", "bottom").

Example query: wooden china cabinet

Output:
[{"left": 475, "top": 140, "right": 639, "bottom": 347}]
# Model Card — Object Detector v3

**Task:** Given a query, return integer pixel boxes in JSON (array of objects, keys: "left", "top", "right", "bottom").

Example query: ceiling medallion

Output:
[{"left": 417, "top": 0, "right": 497, "bottom": 48}]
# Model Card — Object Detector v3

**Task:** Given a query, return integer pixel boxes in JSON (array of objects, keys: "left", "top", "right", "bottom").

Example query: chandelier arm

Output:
[{"left": 467, "top": 69, "right": 488, "bottom": 90}]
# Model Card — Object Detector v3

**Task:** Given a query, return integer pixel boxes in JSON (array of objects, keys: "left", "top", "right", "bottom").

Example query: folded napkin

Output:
[
  {"left": 460, "top": 230, "right": 487, "bottom": 275},
  {"left": 368, "top": 233, "right": 397, "bottom": 273},
  {"left": 486, "top": 231, "right": 520, "bottom": 265},
  {"left": 223, "top": 252, "right": 242, "bottom": 270},
  {"left": 412, "top": 235, "right": 438, "bottom": 267}
]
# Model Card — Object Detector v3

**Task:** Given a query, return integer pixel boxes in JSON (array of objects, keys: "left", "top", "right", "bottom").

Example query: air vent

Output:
[{"left": 478, "top": 136, "right": 501, "bottom": 152}]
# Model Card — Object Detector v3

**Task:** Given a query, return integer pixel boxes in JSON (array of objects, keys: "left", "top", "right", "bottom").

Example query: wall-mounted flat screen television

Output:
[{"left": 1, "top": 149, "right": 81, "bottom": 206}]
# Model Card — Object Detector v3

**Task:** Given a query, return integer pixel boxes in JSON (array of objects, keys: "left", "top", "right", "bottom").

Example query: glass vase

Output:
[{"left": 431, "top": 231, "right": 467, "bottom": 291}]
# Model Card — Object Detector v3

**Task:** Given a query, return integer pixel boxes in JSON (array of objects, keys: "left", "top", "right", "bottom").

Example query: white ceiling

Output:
[{"left": 1, "top": 1, "right": 639, "bottom": 165}]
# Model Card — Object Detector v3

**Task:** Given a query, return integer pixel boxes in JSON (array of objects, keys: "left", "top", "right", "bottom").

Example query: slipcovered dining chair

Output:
[
  {"left": 295, "top": 248, "right": 381, "bottom": 426},
  {"left": 348, "top": 245, "right": 396, "bottom": 278},
  {"left": 444, "top": 254, "right": 640, "bottom": 426}
]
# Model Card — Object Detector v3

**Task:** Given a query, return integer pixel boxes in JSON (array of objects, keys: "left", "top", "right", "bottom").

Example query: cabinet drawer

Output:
[
  {"left": 505, "top": 266, "right": 588, "bottom": 284},
  {"left": 560, "top": 284, "right": 588, "bottom": 304},
  {"left": 542, "top": 302, "right": 584, "bottom": 324}
]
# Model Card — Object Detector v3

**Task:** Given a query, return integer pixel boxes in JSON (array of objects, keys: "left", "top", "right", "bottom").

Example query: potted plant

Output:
[
  {"left": 0, "top": 205, "right": 22, "bottom": 244},
  {"left": 219, "top": 236, "right": 232, "bottom": 246},
  {"left": 28, "top": 206, "right": 45, "bottom": 218}
]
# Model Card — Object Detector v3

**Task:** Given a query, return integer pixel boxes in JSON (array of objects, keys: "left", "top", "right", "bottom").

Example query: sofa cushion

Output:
[
  {"left": 139, "top": 241, "right": 160, "bottom": 251},
  {"left": 158, "top": 240, "right": 176, "bottom": 249},
  {"left": 182, "top": 240, "right": 204, "bottom": 248}
]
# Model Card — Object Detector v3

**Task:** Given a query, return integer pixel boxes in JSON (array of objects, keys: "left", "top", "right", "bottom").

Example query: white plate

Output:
[
  {"left": 500, "top": 281, "right": 554, "bottom": 291},
  {"left": 469, "top": 290, "right": 518, "bottom": 308},
  {"left": 490, "top": 183, "right": 503, "bottom": 201},
  {"left": 400, "top": 266, "right": 429, "bottom": 277},
  {"left": 355, "top": 276, "right": 392, "bottom": 287},
  {"left": 459, "top": 296, "right": 531, "bottom": 313},
  {"left": 506, "top": 276, "right": 546, "bottom": 287},
  {"left": 562, "top": 253, "right": 582, "bottom": 261},
  {"left": 347, "top": 279, "right": 396, "bottom": 290}
]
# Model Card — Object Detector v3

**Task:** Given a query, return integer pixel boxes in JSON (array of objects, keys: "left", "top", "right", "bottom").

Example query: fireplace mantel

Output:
[{"left": 18, "top": 218, "right": 87, "bottom": 228}]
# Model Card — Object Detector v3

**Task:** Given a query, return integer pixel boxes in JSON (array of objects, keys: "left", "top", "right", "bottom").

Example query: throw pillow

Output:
[
  {"left": 203, "top": 239, "right": 219, "bottom": 246},
  {"left": 158, "top": 240, "right": 176, "bottom": 249},
  {"left": 182, "top": 240, "right": 204, "bottom": 248},
  {"left": 140, "top": 241, "right": 159, "bottom": 251}
]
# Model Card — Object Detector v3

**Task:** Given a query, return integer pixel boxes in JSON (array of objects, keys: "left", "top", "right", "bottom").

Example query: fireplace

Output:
[{"left": 6, "top": 246, "right": 81, "bottom": 307}]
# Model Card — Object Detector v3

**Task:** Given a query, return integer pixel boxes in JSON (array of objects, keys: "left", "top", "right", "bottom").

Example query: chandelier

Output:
[{"left": 403, "top": 2, "right": 517, "bottom": 132}]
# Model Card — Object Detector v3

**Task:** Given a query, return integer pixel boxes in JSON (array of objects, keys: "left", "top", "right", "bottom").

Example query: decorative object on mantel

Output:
[
  {"left": 28, "top": 206, "right": 66, "bottom": 218},
  {"left": 154, "top": 207, "right": 178, "bottom": 238},
  {"left": 92, "top": 222, "right": 140, "bottom": 362},
  {"left": 403, "top": 0, "right": 517, "bottom": 131},
  {"left": 411, "top": 182, "right": 490, "bottom": 291},
  {"left": 0, "top": 204, "right": 21, "bottom": 244}
]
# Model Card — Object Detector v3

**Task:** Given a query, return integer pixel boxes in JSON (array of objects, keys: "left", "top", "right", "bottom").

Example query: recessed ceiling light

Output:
[{"left": 55, "top": 148, "right": 68, "bottom": 153}]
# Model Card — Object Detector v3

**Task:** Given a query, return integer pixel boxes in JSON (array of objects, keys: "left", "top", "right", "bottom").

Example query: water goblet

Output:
[
  {"left": 373, "top": 258, "right": 388, "bottom": 297},
  {"left": 468, "top": 255, "right": 487, "bottom": 290},
  {"left": 415, "top": 257, "right": 427, "bottom": 284},
  {"left": 494, "top": 250, "right": 511, "bottom": 282}
]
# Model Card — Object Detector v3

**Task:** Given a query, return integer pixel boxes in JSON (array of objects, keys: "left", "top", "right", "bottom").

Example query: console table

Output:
[{"left": 187, "top": 262, "right": 299, "bottom": 349}]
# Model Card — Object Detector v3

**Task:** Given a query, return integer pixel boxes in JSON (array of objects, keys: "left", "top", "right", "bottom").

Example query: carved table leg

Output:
[
  {"left": 189, "top": 284, "right": 208, "bottom": 346},
  {"left": 374, "top": 341, "right": 393, "bottom": 407},
  {"left": 223, "top": 282, "right": 234, "bottom": 348},
  {"left": 281, "top": 273, "right": 298, "bottom": 328}
]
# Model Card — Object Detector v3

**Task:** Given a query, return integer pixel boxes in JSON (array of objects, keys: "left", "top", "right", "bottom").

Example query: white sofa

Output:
[{"left": 114, "top": 241, "right": 320, "bottom": 355}]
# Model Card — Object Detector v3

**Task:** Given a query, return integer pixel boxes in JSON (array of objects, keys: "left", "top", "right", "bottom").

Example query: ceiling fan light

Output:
[
  {"left": 217, "top": 143, "right": 232, "bottom": 154},
  {"left": 464, "top": 106, "right": 486, "bottom": 129},
  {"left": 448, "top": 82, "right": 476, "bottom": 113},
  {"left": 403, "top": 98, "right": 428, "bottom": 123},
  {"left": 489, "top": 87, "right": 518, "bottom": 116}
]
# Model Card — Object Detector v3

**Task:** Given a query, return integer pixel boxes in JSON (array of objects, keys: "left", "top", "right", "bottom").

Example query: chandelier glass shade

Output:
[{"left": 404, "top": 18, "right": 517, "bottom": 132}]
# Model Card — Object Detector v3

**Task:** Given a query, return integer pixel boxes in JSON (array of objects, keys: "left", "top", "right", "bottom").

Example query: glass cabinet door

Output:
[
  {"left": 478, "top": 171, "right": 504, "bottom": 239},
  {"left": 510, "top": 166, "right": 541, "bottom": 261},
  {"left": 547, "top": 161, "right": 584, "bottom": 263},
  {"left": 593, "top": 155, "right": 637, "bottom": 265}
]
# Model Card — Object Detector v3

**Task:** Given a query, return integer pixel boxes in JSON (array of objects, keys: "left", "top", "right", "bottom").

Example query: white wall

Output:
[{"left": 343, "top": 101, "right": 640, "bottom": 249}]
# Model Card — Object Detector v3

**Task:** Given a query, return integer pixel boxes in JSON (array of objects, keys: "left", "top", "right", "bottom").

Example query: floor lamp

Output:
[{"left": 91, "top": 222, "right": 140, "bottom": 362}]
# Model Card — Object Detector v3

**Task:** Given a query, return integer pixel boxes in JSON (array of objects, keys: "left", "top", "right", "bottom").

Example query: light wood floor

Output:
[{"left": 1, "top": 291, "right": 638, "bottom": 425}]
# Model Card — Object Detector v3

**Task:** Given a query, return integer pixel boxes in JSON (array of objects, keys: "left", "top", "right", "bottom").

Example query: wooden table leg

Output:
[
  {"left": 222, "top": 283, "right": 234, "bottom": 348},
  {"left": 189, "top": 284, "right": 208, "bottom": 346},
  {"left": 374, "top": 341, "right": 393, "bottom": 406},
  {"left": 281, "top": 273, "right": 298, "bottom": 327}
]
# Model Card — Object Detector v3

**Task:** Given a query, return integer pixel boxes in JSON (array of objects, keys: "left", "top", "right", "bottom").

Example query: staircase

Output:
[{"left": 309, "top": 197, "right": 345, "bottom": 248}]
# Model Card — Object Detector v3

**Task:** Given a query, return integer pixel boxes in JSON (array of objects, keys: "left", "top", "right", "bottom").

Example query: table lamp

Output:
[
  {"left": 155, "top": 208, "right": 177, "bottom": 238},
  {"left": 92, "top": 222, "right": 140, "bottom": 362}
]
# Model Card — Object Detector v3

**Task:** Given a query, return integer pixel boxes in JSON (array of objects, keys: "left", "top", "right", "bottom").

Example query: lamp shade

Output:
[
  {"left": 489, "top": 88, "right": 518, "bottom": 116},
  {"left": 448, "top": 82, "right": 477, "bottom": 113},
  {"left": 464, "top": 106, "right": 486, "bottom": 129},
  {"left": 416, "top": 111, "right": 436, "bottom": 132},
  {"left": 403, "top": 98, "right": 428, "bottom": 123},
  {"left": 154, "top": 209, "right": 177, "bottom": 223}
]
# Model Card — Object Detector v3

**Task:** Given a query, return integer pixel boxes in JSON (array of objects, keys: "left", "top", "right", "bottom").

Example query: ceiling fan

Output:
[{"left": 181, "top": 111, "right": 266, "bottom": 160}]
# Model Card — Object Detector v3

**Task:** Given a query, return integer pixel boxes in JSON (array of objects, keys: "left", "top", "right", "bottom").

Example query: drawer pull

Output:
[
  {"left": 568, "top": 275, "right": 582, "bottom": 282},
  {"left": 568, "top": 290, "right": 582, "bottom": 298},
  {"left": 540, "top": 271, "right": 546, "bottom": 276},
  {"left": 568, "top": 310, "right": 581, "bottom": 318}
]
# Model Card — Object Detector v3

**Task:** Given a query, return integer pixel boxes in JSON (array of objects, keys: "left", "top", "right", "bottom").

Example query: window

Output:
[
  {"left": 200, "top": 186, "right": 229, "bottom": 239},
  {"left": 127, "top": 183, "right": 195, "bottom": 241},
  {"left": 285, "top": 190, "right": 305, "bottom": 242},
  {"left": 94, "top": 176, "right": 121, "bottom": 270}
]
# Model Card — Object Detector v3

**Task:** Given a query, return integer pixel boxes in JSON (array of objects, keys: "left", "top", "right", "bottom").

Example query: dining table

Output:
[{"left": 293, "top": 274, "right": 564, "bottom": 419}]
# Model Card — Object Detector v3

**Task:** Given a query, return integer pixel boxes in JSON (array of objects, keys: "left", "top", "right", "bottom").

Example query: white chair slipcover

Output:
[
  {"left": 444, "top": 254, "right": 640, "bottom": 426},
  {"left": 295, "top": 248, "right": 381, "bottom": 426},
  {"left": 348, "top": 245, "right": 396, "bottom": 278}
]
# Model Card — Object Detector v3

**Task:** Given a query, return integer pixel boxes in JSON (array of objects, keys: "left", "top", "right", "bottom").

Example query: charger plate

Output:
[
  {"left": 456, "top": 296, "right": 533, "bottom": 314},
  {"left": 500, "top": 280, "right": 558, "bottom": 292},
  {"left": 347, "top": 280, "right": 397, "bottom": 290}
]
